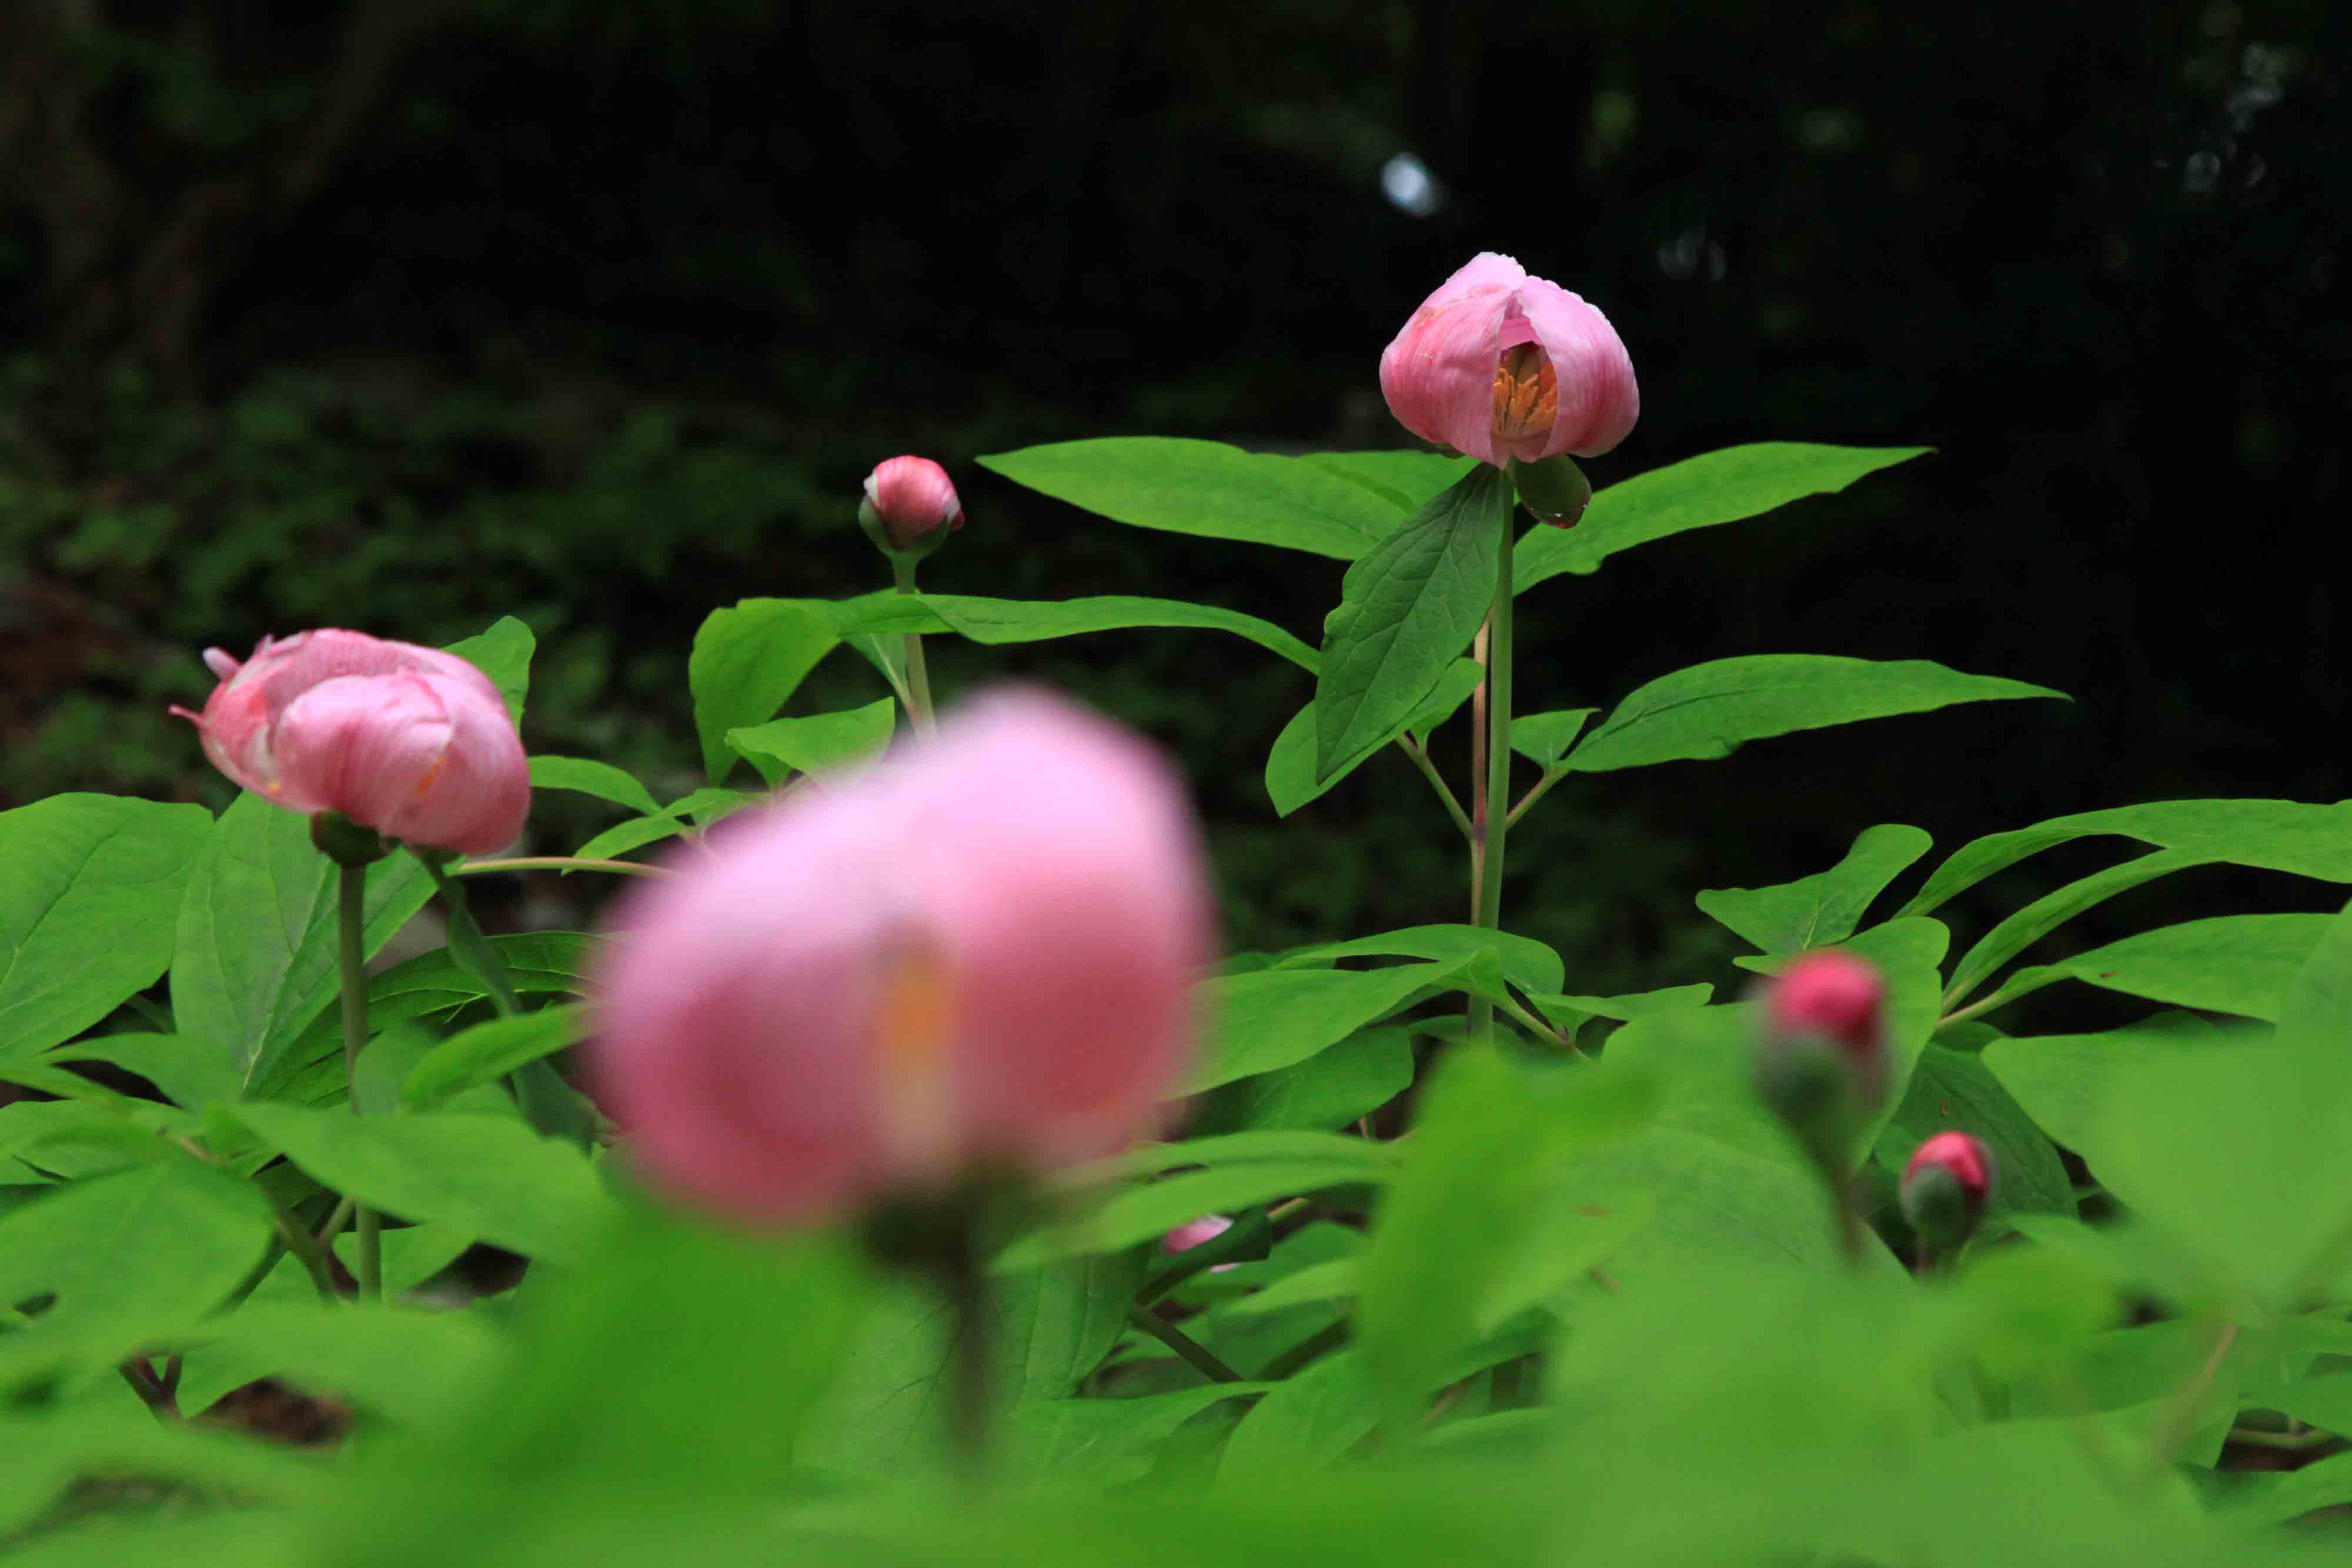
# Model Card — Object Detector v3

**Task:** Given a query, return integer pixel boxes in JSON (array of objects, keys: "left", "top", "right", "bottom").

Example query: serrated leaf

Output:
[
  {"left": 1313, "top": 465, "right": 1511, "bottom": 777},
  {"left": 1512, "top": 443, "right": 1930, "bottom": 595}
]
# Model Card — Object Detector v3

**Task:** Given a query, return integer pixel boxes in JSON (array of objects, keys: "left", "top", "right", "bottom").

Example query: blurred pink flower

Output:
[
  {"left": 1378, "top": 252, "right": 1638, "bottom": 467},
  {"left": 1904, "top": 1131, "right": 1994, "bottom": 1203},
  {"left": 171, "top": 629, "right": 528, "bottom": 856},
  {"left": 861, "top": 455, "right": 965, "bottom": 551},
  {"left": 1760, "top": 949, "right": 1887, "bottom": 1102},
  {"left": 592, "top": 688, "right": 1215, "bottom": 1225}
]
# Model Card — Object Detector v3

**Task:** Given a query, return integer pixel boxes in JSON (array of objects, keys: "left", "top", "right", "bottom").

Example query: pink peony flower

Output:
[
  {"left": 1378, "top": 252, "right": 1638, "bottom": 467},
  {"left": 171, "top": 629, "right": 529, "bottom": 857},
  {"left": 861, "top": 456, "right": 965, "bottom": 551},
  {"left": 590, "top": 688, "right": 1216, "bottom": 1225}
]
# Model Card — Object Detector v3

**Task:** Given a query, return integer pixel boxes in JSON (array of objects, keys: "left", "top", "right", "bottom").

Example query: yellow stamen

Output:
[
  {"left": 1491, "top": 342, "right": 1559, "bottom": 444},
  {"left": 873, "top": 940, "right": 957, "bottom": 1172}
]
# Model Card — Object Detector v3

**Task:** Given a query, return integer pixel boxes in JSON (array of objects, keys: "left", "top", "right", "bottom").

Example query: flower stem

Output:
[
  {"left": 941, "top": 1224, "right": 993, "bottom": 1491},
  {"left": 890, "top": 556, "right": 938, "bottom": 738},
  {"left": 1470, "top": 523, "right": 1516, "bottom": 1045},
  {"left": 452, "top": 856, "right": 671, "bottom": 880},
  {"left": 1398, "top": 734, "right": 1474, "bottom": 841},
  {"left": 1125, "top": 1305, "right": 1244, "bottom": 1383},
  {"left": 335, "top": 862, "right": 382, "bottom": 1303}
]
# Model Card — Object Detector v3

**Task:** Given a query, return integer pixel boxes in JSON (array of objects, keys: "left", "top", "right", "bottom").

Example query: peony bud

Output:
[
  {"left": 1163, "top": 1215, "right": 1238, "bottom": 1273},
  {"left": 1760, "top": 950, "right": 1887, "bottom": 1103},
  {"left": 859, "top": 455, "right": 964, "bottom": 557},
  {"left": 171, "top": 629, "right": 529, "bottom": 857},
  {"left": 1378, "top": 252, "right": 1638, "bottom": 492},
  {"left": 591, "top": 688, "right": 1215, "bottom": 1226},
  {"left": 1900, "top": 1131, "right": 1996, "bottom": 1256}
]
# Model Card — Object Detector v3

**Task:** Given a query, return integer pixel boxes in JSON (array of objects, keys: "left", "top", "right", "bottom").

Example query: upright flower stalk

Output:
[
  {"left": 860, "top": 456, "right": 964, "bottom": 740},
  {"left": 328, "top": 831, "right": 383, "bottom": 1302},
  {"left": 1471, "top": 521, "right": 1515, "bottom": 1044}
]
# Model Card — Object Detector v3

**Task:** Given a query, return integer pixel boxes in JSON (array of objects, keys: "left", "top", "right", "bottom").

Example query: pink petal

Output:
[
  {"left": 863, "top": 456, "right": 964, "bottom": 550},
  {"left": 376, "top": 671, "right": 531, "bottom": 855},
  {"left": 1378, "top": 253, "right": 1525, "bottom": 465},
  {"left": 1514, "top": 276, "right": 1641, "bottom": 458},
  {"left": 270, "top": 673, "right": 457, "bottom": 824}
]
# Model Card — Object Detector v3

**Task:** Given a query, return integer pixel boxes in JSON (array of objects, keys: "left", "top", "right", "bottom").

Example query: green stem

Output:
[
  {"left": 1505, "top": 763, "right": 1566, "bottom": 832},
  {"left": 941, "top": 1226, "right": 993, "bottom": 1490},
  {"left": 452, "top": 856, "right": 671, "bottom": 880},
  {"left": 1259, "top": 1320, "right": 1349, "bottom": 1381},
  {"left": 335, "top": 862, "right": 382, "bottom": 1303},
  {"left": 1397, "top": 735, "right": 1474, "bottom": 841},
  {"left": 1126, "top": 1305, "right": 1244, "bottom": 1383},
  {"left": 122, "top": 992, "right": 174, "bottom": 1031},
  {"left": 891, "top": 556, "right": 937, "bottom": 738},
  {"left": 1470, "top": 521, "right": 1516, "bottom": 1045}
]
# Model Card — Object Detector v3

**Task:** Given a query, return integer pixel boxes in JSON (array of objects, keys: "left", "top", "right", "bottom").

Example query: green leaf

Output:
[
  {"left": 1695, "top": 824, "right": 1933, "bottom": 955},
  {"left": 1269, "top": 924, "right": 1564, "bottom": 992},
  {"left": 403, "top": 1004, "right": 586, "bottom": 1111},
  {"left": 222, "top": 1101, "right": 616, "bottom": 1265},
  {"left": 1980, "top": 1015, "right": 2221, "bottom": 1158},
  {"left": 574, "top": 814, "right": 694, "bottom": 863},
  {"left": 914, "top": 593, "right": 1318, "bottom": 673},
  {"left": 811, "top": 1251, "right": 1145, "bottom": 1475},
  {"left": 43, "top": 1032, "right": 239, "bottom": 1111},
  {"left": 1300, "top": 450, "right": 1478, "bottom": 516},
  {"left": 1975, "top": 913, "right": 2330, "bottom": 1022},
  {"left": 1005, "top": 1385, "right": 1272, "bottom": 1485},
  {"left": 1002, "top": 1141, "right": 1399, "bottom": 1269},
  {"left": 1899, "top": 798, "right": 2352, "bottom": 918},
  {"left": 172, "top": 1302, "right": 503, "bottom": 1427},
  {"left": 979, "top": 437, "right": 1412, "bottom": 559},
  {"left": 0, "top": 1159, "right": 272, "bottom": 1329},
  {"left": 169, "top": 794, "right": 436, "bottom": 1092},
  {"left": 1197, "top": 1027, "right": 1414, "bottom": 1135},
  {"left": 527, "top": 755, "right": 666, "bottom": 818},
  {"left": 1512, "top": 443, "right": 1930, "bottom": 595},
  {"left": 1509, "top": 708, "right": 1599, "bottom": 767},
  {"left": 443, "top": 616, "right": 534, "bottom": 724},
  {"left": 689, "top": 598, "right": 838, "bottom": 781},
  {"left": 1265, "top": 657, "right": 1481, "bottom": 816},
  {"left": 1192, "top": 956, "right": 1497, "bottom": 1092},
  {"left": 1312, "top": 465, "right": 1511, "bottom": 777},
  {"left": 1942, "top": 848, "right": 2209, "bottom": 1006},
  {"left": 1872, "top": 1042, "right": 2076, "bottom": 1219},
  {"left": 0, "top": 795, "right": 212, "bottom": 1059},
  {"left": 1562, "top": 655, "right": 2064, "bottom": 774},
  {"left": 1219, "top": 1348, "right": 1379, "bottom": 1467},
  {"left": 727, "top": 698, "right": 896, "bottom": 785}
]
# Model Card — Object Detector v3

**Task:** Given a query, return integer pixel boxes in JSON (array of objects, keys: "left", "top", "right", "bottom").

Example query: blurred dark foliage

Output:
[{"left": 2, "top": 0, "right": 2346, "bottom": 1017}]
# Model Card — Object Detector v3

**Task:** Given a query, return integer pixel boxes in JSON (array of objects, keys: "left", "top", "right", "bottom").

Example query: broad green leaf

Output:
[
  {"left": 667, "top": 785, "right": 759, "bottom": 823},
  {"left": 1269, "top": 924, "right": 1565, "bottom": 992},
  {"left": 1696, "top": 824, "right": 1933, "bottom": 955},
  {"left": 0, "top": 1159, "right": 272, "bottom": 1328},
  {"left": 1192, "top": 956, "right": 1499, "bottom": 1092},
  {"left": 42, "top": 1032, "right": 238, "bottom": 1111},
  {"left": 1562, "top": 655, "right": 2064, "bottom": 774},
  {"left": 2213, "top": 1450, "right": 2352, "bottom": 1527},
  {"left": 1197, "top": 1027, "right": 1414, "bottom": 1135},
  {"left": 1872, "top": 1041, "right": 2076, "bottom": 1219},
  {"left": 1899, "top": 798, "right": 2352, "bottom": 918},
  {"left": 727, "top": 698, "right": 896, "bottom": 785},
  {"left": 1509, "top": 708, "right": 1599, "bottom": 767},
  {"left": 1524, "top": 983, "right": 1715, "bottom": 1038},
  {"left": 0, "top": 1420, "right": 320, "bottom": 1548},
  {"left": 573, "top": 813, "right": 693, "bottom": 863},
  {"left": 1003, "top": 1145, "right": 1399, "bottom": 1269},
  {"left": 980, "top": 437, "right": 1411, "bottom": 559},
  {"left": 1265, "top": 657, "right": 1481, "bottom": 815},
  {"left": 1313, "top": 465, "right": 1510, "bottom": 777},
  {"left": 915, "top": 593, "right": 1318, "bottom": 673},
  {"left": 1219, "top": 1348, "right": 1379, "bottom": 1467},
  {"left": 689, "top": 597, "right": 838, "bottom": 781},
  {"left": 443, "top": 616, "right": 534, "bottom": 724},
  {"left": 1357, "top": 1048, "right": 1656, "bottom": 1424},
  {"left": 171, "top": 1302, "right": 504, "bottom": 1427},
  {"left": 1942, "top": 848, "right": 2209, "bottom": 1006},
  {"left": 403, "top": 1004, "right": 586, "bottom": 1111},
  {"left": 2267, "top": 1375, "right": 2352, "bottom": 1439},
  {"left": 169, "top": 794, "right": 436, "bottom": 1091},
  {"left": 526, "top": 755, "right": 666, "bottom": 818},
  {"left": 811, "top": 1251, "right": 1145, "bottom": 1475},
  {"left": 1972, "top": 913, "right": 2330, "bottom": 1022},
  {"left": 1512, "top": 443, "right": 1930, "bottom": 594},
  {"left": 0, "top": 795, "right": 212, "bottom": 1061},
  {"left": 1981, "top": 1015, "right": 2223, "bottom": 1157},
  {"left": 222, "top": 1101, "right": 615, "bottom": 1265},
  {"left": 1081, "top": 1130, "right": 1404, "bottom": 1183},
  {"left": 1300, "top": 450, "right": 1477, "bottom": 516},
  {"left": 1004, "top": 1384, "right": 1272, "bottom": 1485}
]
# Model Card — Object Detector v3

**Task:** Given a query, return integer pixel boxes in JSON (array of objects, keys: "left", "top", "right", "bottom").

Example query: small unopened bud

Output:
[
  {"left": 1760, "top": 950, "right": 1887, "bottom": 1106},
  {"left": 1162, "top": 1214, "right": 1238, "bottom": 1273},
  {"left": 1511, "top": 454, "right": 1592, "bottom": 527},
  {"left": 1900, "top": 1131, "right": 1996, "bottom": 1256},
  {"left": 859, "top": 456, "right": 964, "bottom": 560}
]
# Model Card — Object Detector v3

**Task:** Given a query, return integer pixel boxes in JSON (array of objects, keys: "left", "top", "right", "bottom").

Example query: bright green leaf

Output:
[
  {"left": 403, "top": 1004, "right": 586, "bottom": 1111},
  {"left": 1265, "top": 658, "right": 1481, "bottom": 816},
  {"left": 527, "top": 755, "right": 666, "bottom": 818},
  {"left": 1696, "top": 824, "right": 1933, "bottom": 955},
  {"left": 727, "top": 698, "right": 896, "bottom": 786},
  {"left": 689, "top": 598, "right": 838, "bottom": 781}
]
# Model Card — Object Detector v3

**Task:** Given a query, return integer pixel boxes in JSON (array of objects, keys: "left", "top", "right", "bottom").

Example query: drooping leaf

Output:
[
  {"left": 980, "top": 437, "right": 1413, "bottom": 559},
  {"left": 1192, "top": 954, "right": 1504, "bottom": 1092},
  {"left": 1696, "top": 824, "right": 1933, "bottom": 955},
  {"left": 1561, "top": 655, "right": 2064, "bottom": 774},
  {"left": 727, "top": 698, "right": 896, "bottom": 785},
  {"left": 42, "top": 1032, "right": 239, "bottom": 1111},
  {"left": 1196, "top": 1027, "right": 1415, "bottom": 1136},
  {"left": 0, "top": 795, "right": 213, "bottom": 1060},
  {"left": 1512, "top": 443, "right": 1931, "bottom": 595},
  {"left": 1265, "top": 658, "right": 1481, "bottom": 816},
  {"left": 1312, "top": 464, "right": 1512, "bottom": 778}
]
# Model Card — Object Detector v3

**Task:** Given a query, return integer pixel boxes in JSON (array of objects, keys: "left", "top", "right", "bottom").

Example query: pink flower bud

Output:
[
  {"left": 170, "top": 629, "right": 529, "bottom": 857},
  {"left": 1903, "top": 1131, "right": 1994, "bottom": 1203},
  {"left": 590, "top": 688, "right": 1215, "bottom": 1226},
  {"left": 1378, "top": 252, "right": 1639, "bottom": 470},
  {"left": 1164, "top": 1215, "right": 1235, "bottom": 1255},
  {"left": 861, "top": 456, "right": 964, "bottom": 553},
  {"left": 1901, "top": 1131, "right": 1997, "bottom": 1255},
  {"left": 1762, "top": 950, "right": 1886, "bottom": 1068}
]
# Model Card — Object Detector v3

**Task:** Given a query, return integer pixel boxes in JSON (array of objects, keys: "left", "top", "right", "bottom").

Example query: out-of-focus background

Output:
[{"left": 2, "top": 1, "right": 2343, "bottom": 1022}]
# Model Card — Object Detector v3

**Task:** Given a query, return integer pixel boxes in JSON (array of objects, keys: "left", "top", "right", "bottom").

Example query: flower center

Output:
[
  {"left": 1491, "top": 342, "right": 1558, "bottom": 445},
  {"left": 873, "top": 938, "right": 957, "bottom": 1175}
]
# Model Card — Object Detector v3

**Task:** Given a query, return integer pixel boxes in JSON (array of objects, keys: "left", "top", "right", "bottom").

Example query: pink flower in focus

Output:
[
  {"left": 171, "top": 630, "right": 529, "bottom": 856},
  {"left": 1904, "top": 1131, "right": 1994, "bottom": 1203},
  {"left": 1378, "top": 252, "right": 1638, "bottom": 467},
  {"left": 861, "top": 456, "right": 964, "bottom": 551},
  {"left": 591, "top": 688, "right": 1216, "bottom": 1225},
  {"left": 1164, "top": 1214, "right": 1237, "bottom": 1272}
]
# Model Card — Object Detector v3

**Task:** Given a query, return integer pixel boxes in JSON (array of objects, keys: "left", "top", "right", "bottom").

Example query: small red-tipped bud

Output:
[
  {"left": 1162, "top": 1214, "right": 1238, "bottom": 1274},
  {"left": 1762, "top": 950, "right": 1887, "bottom": 1098},
  {"left": 859, "top": 455, "right": 964, "bottom": 559},
  {"left": 1901, "top": 1131, "right": 1996, "bottom": 1255}
]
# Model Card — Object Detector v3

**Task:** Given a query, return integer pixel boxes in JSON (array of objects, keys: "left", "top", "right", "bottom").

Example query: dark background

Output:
[{"left": 3, "top": 1, "right": 2344, "bottom": 1020}]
